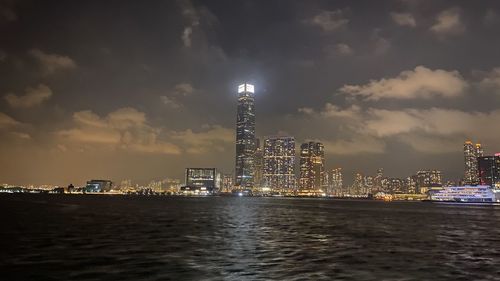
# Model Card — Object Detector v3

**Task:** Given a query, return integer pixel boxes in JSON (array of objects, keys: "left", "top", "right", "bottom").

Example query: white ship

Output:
[{"left": 429, "top": 185, "right": 500, "bottom": 203}]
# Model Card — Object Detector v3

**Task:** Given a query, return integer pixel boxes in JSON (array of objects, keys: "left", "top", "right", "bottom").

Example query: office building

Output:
[
  {"left": 253, "top": 138, "right": 263, "bottom": 189},
  {"left": 85, "top": 179, "right": 113, "bottom": 193},
  {"left": 263, "top": 136, "right": 296, "bottom": 194},
  {"left": 478, "top": 155, "right": 500, "bottom": 187},
  {"left": 222, "top": 174, "right": 234, "bottom": 193},
  {"left": 464, "top": 141, "right": 483, "bottom": 185},
  {"left": 298, "top": 142, "right": 325, "bottom": 195},
  {"left": 235, "top": 83, "right": 256, "bottom": 188},
  {"left": 327, "top": 168, "right": 343, "bottom": 196},
  {"left": 416, "top": 170, "right": 442, "bottom": 194}
]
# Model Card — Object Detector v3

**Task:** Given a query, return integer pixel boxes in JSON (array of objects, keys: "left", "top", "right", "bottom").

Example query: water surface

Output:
[{"left": 1, "top": 194, "right": 499, "bottom": 280}]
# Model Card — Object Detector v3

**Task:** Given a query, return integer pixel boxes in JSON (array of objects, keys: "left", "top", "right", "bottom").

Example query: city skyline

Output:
[{"left": 2, "top": 1, "right": 500, "bottom": 185}]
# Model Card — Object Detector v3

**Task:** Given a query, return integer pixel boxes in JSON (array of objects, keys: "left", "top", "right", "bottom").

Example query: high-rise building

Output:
[
  {"left": 387, "top": 178, "right": 404, "bottom": 194},
  {"left": 405, "top": 175, "right": 417, "bottom": 194},
  {"left": 373, "top": 168, "right": 385, "bottom": 192},
  {"left": 464, "top": 141, "right": 483, "bottom": 185},
  {"left": 478, "top": 155, "right": 500, "bottom": 187},
  {"left": 351, "top": 172, "right": 364, "bottom": 195},
  {"left": 298, "top": 142, "right": 325, "bottom": 195},
  {"left": 416, "top": 170, "right": 442, "bottom": 194},
  {"left": 263, "top": 136, "right": 296, "bottom": 194},
  {"left": 253, "top": 138, "right": 263, "bottom": 189},
  {"left": 235, "top": 83, "right": 256, "bottom": 188},
  {"left": 327, "top": 168, "right": 343, "bottom": 196},
  {"left": 364, "top": 175, "right": 374, "bottom": 195}
]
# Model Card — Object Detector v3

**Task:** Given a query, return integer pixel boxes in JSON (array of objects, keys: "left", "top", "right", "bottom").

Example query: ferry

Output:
[{"left": 428, "top": 185, "right": 500, "bottom": 204}]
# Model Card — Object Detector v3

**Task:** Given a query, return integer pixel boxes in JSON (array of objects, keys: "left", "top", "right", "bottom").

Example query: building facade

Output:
[
  {"left": 464, "top": 141, "right": 483, "bottom": 185},
  {"left": 253, "top": 138, "right": 263, "bottom": 189},
  {"left": 416, "top": 170, "right": 443, "bottom": 194},
  {"left": 327, "top": 168, "right": 343, "bottom": 196},
  {"left": 298, "top": 142, "right": 325, "bottom": 195},
  {"left": 184, "top": 168, "right": 218, "bottom": 193},
  {"left": 478, "top": 155, "right": 500, "bottom": 187},
  {"left": 235, "top": 83, "right": 256, "bottom": 188},
  {"left": 222, "top": 174, "right": 234, "bottom": 193},
  {"left": 85, "top": 179, "right": 113, "bottom": 193},
  {"left": 263, "top": 136, "right": 296, "bottom": 194}
]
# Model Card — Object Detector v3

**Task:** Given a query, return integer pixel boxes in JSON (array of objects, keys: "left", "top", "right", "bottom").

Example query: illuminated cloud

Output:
[
  {"left": 4, "top": 84, "right": 53, "bottom": 108},
  {"left": 29, "top": 49, "right": 76, "bottom": 74},
  {"left": 321, "top": 137, "right": 386, "bottom": 155},
  {"left": 340, "top": 66, "right": 467, "bottom": 100},
  {"left": 335, "top": 43, "right": 354, "bottom": 56},
  {"left": 182, "top": 27, "right": 194, "bottom": 47},
  {"left": 0, "top": 112, "right": 21, "bottom": 129},
  {"left": 57, "top": 107, "right": 181, "bottom": 155},
  {"left": 160, "top": 83, "right": 195, "bottom": 109},
  {"left": 179, "top": 0, "right": 200, "bottom": 48},
  {"left": 430, "top": 8, "right": 465, "bottom": 36},
  {"left": 171, "top": 125, "right": 234, "bottom": 154},
  {"left": 391, "top": 12, "right": 416, "bottom": 27},
  {"left": 479, "top": 67, "right": 500, "bottom": 90},
  {"left": 173, "top": 83, "right": 195, "bottom": 96},
  {"left": 160, "top": 96, "right": 182, "bottom": 109},
  {"left": 305, "top": 9, "right": 349, "bottom": 31}
]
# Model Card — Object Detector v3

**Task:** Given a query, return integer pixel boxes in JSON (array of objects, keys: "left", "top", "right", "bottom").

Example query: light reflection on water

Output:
[{"left": 1, "top": 195, "right": 500, "bottom": 280}]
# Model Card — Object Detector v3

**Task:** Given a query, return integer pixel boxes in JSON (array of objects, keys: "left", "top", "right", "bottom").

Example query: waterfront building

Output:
[
  {"left": 404, "top": 175, "right": 417, "bottom": 194},
  {"left": 85, "top": 179, "right": 113, "bottom": 193},
  {"left": 364, "top": 175, "right": 374, "bottom": 195},
  {"left": 235, "top": 83, "right": 256, "bottom": 188},
  {"left": 263, "top": 136, "right": 296, "bottom": 194},
  {"left": 478, "top": 155, "right": 500, "bottom": 187},
  {"left": 327, "top": 168, "right": 343, "bottom": 196},
  {"left": 387, "top": 178, "right": 404, "bottom": 194},
  {"left": 464, "top": 141, "right": 483, "bottom": 185},
  {"left": 298, "top": 142, "right": 325, "bottom": 196},
  {"left": 373, "top": 168, "right": 385, "bottom": 192},
  {"left": 253, "top": 138, "right": 263, "bottom": 189},
  {"left": 222, "top": 174, "right": 234, "bottom": 193},
  {"left": 416, "top": 170, "right": 442, "bottom": 194},
  {"left": 184, "top": 168, "right": 218, "bottom": 194},
  {"left": 351, "top": 172, "right": 364, "bottom": 196}
]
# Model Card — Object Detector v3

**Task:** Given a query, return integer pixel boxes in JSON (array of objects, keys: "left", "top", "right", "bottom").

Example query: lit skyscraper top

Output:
[{"left": 235, "top": 83, "right": 256, "bottom": 188}]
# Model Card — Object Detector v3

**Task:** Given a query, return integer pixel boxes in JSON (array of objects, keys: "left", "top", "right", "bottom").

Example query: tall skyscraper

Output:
[
  {"left": 263, "top": 136, "right": 296, "bottom": 194},
  {"left": 464, "top": 141, "right": 483, "bottom": 185},
  {"left": 235, "top": 83, "right": 256, "bottom": 188},
  {"left": 298, "top": 142, "right": 325, "bottom": 195}
]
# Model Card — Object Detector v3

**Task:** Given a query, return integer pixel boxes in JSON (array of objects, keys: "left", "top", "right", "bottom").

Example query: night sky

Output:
[{"left": 1, "top": 0, "right": 500, "bottom": 185}]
